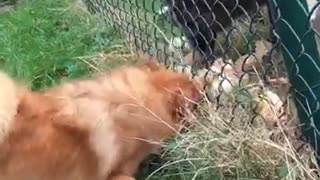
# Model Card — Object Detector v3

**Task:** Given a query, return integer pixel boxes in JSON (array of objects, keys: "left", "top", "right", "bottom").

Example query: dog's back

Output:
[{"left": 0, "top": 72, "right": 101, "bottom": 180}]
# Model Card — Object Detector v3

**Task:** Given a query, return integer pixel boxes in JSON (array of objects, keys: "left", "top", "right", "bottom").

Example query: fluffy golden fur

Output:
[
  {"left": 0, "top": 72, "right": 21, "bottom": 144},
  {"left": 0, "top": 61, "right": 203, "bottom": 180}
]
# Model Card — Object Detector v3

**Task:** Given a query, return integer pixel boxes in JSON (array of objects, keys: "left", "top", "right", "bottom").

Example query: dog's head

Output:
[
  {"left": 142, "top": 61, "right": 203, "bottom": 131},
  {"left": 139, "top": 57, "right": 163, "bottom": 72}
]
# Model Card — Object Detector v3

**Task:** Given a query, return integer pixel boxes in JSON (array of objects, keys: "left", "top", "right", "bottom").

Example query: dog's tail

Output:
[{"left": 0, "top": 71, "right": 20, "bottom": 142}]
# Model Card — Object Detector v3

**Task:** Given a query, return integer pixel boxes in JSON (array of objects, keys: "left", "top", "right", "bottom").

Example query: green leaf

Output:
[{"left": 278, "top": 164, "right": 289, "bottom": 178}]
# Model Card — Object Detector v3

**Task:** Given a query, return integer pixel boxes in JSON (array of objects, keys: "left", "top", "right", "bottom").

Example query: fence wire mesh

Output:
[{"left": 82, "top": 0, "right": 320, "bottom": 178}]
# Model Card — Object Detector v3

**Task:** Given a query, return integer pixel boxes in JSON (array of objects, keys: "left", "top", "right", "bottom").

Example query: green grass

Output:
[{"left": 0, "top": 0, "right": 124, "bottom": 90}]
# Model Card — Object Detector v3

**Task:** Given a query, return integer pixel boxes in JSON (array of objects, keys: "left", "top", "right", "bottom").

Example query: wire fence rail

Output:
[{"left": 82, "top": 0, "right": 320, "bottom": 179}]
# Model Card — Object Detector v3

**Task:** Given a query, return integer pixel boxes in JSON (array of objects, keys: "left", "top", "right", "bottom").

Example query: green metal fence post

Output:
[{"left": 270, "top": 0, "right": 320, "bottom": 160}]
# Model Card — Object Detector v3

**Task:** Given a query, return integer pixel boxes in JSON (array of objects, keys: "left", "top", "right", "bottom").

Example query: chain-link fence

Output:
[
  {"left": 82, "top": 0, "right": 320, "bottom": 178},
  {"left": 268, "top": 0, "right": 320, "bottom": 162}
]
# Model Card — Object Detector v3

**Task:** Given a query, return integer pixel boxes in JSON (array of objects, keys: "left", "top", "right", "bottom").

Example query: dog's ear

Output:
[
  {"left": 137, "top": 53, "right": 162, "bottom": 72},
  {"left": 140, "top": 60, "right": 161, "bottom": 72}
]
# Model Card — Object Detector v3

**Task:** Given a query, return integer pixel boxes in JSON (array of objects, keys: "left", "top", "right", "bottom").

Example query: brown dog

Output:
[{"left": 0, "top": 61, "right": 203, "bottom": 180}]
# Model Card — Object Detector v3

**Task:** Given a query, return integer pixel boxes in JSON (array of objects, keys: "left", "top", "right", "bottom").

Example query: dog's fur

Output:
[
  {"left": 0, "top": 61, "right": 202, "bottom": 180},
  {"left": 0, "top": 72, "right": 20, "bottom": 144}
]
